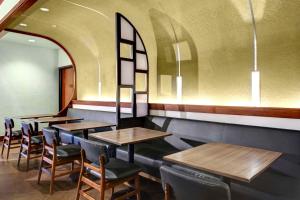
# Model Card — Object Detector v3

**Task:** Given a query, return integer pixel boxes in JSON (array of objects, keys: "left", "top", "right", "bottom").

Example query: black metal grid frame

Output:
[{"left": 116, "top": 12, "right": 149, "bottom": 129}]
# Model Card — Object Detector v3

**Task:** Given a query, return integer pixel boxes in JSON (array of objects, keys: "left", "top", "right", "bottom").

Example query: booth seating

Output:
[
  {"left": 116, "top": 116, "right": 300, "bottom": 200},
  {"left": 59, "top": 108, "right": 116, "bottom": 145}
]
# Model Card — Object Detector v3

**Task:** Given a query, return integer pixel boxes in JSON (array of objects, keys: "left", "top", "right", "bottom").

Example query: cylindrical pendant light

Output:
[{"left": 249, "top": 0, "right": 260, "bottom": 106}]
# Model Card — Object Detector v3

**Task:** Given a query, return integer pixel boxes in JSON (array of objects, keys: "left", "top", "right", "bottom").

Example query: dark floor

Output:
[{"left": 0, "top": 147, "right": 164, "bottom": 200}]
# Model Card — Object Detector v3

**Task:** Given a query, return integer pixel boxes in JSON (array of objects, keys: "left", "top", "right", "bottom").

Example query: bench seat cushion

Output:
[
  {"left": 89, "top": 158, "right": 141, "bottom": 180},
  {"left": 116, "top": 139, "right": 180, "bottom": 176},
  {"left": 57, "top": 144, "right": 81, "bottom": 158}
]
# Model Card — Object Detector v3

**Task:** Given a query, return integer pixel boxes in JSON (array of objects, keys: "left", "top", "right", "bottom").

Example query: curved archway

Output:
[{"left": 4, "top": 28, "right": 77, "bottom": 115}]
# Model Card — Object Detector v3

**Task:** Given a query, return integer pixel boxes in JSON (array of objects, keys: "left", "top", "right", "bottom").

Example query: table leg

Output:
[
  {"left": 110, "top": 145, "right": 117, "bottom": 158},
  {"left": 222, "top": 177, "right": 231, "bottom": 188},
  {"left": 128, "top": 144, "right": 134, "bottom": 163},
  {"left": 83, "top": 129, "right": 88, "bottom": 139}
]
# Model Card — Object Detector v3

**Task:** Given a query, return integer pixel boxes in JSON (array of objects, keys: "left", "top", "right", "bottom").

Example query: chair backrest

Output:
[
  {"left": 4, "top": 118, "right": 14, "bottom": 129},
  {"left": 4, "top": 118, "right": 14, "bottom": 136},
  {"left": 79, "top": 139, "right": 110, "bottom": 165},
  {"left": 160, "top": 165, "right": 231, "bottom": 200},
  {"left": 21, "top": 122, "right": 34, "bottom": 137},
  {"left": 42, "top": 127, "right": 59, "bottom": 146}
]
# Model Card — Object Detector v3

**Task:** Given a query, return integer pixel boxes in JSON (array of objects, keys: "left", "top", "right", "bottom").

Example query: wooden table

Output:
[
  {"left": 33, "top": 116, "right": 83, "bottom": 134},
  {"left": 14, "top": 114, "right": 56, "bottom": 120},
  {"left": 52, "top": 121, "right": 115, "bottom": 139},
  {"left": 164, "top": 143, "right": 282, "bottom": 184},
  {"left": 14, "top": 114, "right": 56, "bottom": 133},
  {"left": 34, "top": 116, "right": 83, "bottom": 124},
  {"left": 90, "top": 127, "right": 172, "bottom": 163}
]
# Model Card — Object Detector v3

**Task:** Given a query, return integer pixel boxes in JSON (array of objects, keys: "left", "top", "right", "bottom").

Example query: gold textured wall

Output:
[{"left": 8, "top": 0, "right": 300, "bottom": 108}]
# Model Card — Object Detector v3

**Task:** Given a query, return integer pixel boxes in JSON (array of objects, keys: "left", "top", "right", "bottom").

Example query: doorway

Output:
[{"left": 59, "top": 66, "right": 75, "bottom": 110}]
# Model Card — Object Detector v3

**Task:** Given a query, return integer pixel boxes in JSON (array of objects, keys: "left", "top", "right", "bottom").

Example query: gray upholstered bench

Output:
[{"left": 116, "top": 115, "right": 300, "bottom": 200}]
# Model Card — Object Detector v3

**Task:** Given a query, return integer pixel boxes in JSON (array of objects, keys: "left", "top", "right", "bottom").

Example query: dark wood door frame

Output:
[{"left": 59, "top": 65, "right": 73, "bottom": 111}]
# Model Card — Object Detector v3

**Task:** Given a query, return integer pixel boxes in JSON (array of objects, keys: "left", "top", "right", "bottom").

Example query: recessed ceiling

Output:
[{"left": 0, "top": 31, "right": 59, "bottom": 49}]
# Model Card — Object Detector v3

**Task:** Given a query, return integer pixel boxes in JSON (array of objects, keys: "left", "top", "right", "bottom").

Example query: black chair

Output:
[
  {"left": 76, "top": 139, "right": 142, "bottom": 200},
  {"left": 17, "top": 122, "right": 43, "bottom": 171},
  {"left": 1, "top": 118, "right": 22, "bottom": 159},
  {"left": 160, "top": 165, "right": 231, "bottom": 200},
  {"left": 37, "top": 127, "right": 81, "bottom": 194}
]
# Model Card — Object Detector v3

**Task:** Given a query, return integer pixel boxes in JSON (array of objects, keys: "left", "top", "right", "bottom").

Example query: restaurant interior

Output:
[{"left": 1, "top": 0, "right": 300, "bottom": 199}]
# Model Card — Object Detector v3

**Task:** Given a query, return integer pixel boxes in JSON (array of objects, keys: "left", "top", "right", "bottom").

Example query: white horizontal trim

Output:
[
  {"left": 72, "top": 104, "right": 300, "bottom": 131},
  {"left": 150, "top": 110, "right": 300, "bottom": 131},
  {"left": 72, "top": 104, "right": 131, "bottom": 114}
]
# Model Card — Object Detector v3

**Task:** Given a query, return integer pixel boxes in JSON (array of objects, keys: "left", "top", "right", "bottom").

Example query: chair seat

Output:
[
  {"left": 90, "top": 158, "right": 141, "bottom": 180},
  {"left": 12, "top": 130, "right": 22, "bottom": 137},
  {"left": 57, "top": 144, "right": 81, "bottom": 158},
  {"left": 31, "top": 135, "right": 43, "bottom": 144}
]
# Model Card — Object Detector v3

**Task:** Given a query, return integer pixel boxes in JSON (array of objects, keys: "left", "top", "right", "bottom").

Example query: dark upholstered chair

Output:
[
  {"left": 76, "top": 139, "right": 142, "bottom": 200},
  {"left": 1, "top": 118, "right": 22, "bottom": 159},
  {"left": 17, "top": 122, "right": 43, "bottom": 171},
  {"left": 160, "top": 165, "right": 231, "bottom": 200},
  {"left": 37, "top": 127, "right": 81, "bottom": 194}
]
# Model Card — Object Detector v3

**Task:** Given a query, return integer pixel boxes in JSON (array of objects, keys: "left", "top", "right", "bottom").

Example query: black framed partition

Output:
[{"left": 116, "top": 13, "right": 149, "bottom": 129}]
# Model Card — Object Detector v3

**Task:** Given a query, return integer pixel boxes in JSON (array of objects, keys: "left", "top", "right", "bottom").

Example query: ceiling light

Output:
[
  {"left": 51, "top": 24, "right": 57, "bottom": 28},
  {"left": 40, "top": 7, "right": 49, "bottom": 12},
  {"left": 28, "top": 39, "right": 36, "bottom": 43},
  {"left": 19, "top": 23, "right": 27, "bottom": 27}
]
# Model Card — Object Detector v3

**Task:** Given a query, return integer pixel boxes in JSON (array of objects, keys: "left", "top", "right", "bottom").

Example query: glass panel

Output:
[
  {"left": 136, "top": 53, "right": 148, "bottom": 70},
  {"left": 121, "top": 60, "right": 134, "bottom": 85},
  {"left": 136, "top": 73, "right": 147, "bottom": 92},
  {"left": 136, "top": 94, "right": 148, "bottom": 117},
  {"left": 120, "top": 43, "right": 133, "bottom": 59},
  {"left": 120, "top": 88, "right": 132, "bottom": 116},
  {"left": 136, "top": 34, "right": 145, "bottom": 51},
  {"left": 121, "top": 17, "right": 134, "bottom": 41}
]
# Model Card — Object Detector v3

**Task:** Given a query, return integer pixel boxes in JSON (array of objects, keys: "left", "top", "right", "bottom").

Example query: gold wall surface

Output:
[{"left": 8, "top": 0, "right": 300, "bottom": 108}]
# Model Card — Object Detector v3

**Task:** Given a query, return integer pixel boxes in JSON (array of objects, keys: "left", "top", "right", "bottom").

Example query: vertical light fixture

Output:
[
  {"left": 249, "top": 0, "right": 260, "bottom": 106},
  {"left": 97, "top": 58, "right": 102, "bottom": 97},
  {"left": 175, "top": 43, "right": 182, "bottom": 102}
]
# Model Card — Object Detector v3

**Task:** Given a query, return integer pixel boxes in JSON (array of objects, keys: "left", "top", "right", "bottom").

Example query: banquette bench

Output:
[
  {"left": 61, "top": 108, "right": 300, "bottom": 199},
  {"left": 118, "top": 116, "right": 300, "bottom": 200}
]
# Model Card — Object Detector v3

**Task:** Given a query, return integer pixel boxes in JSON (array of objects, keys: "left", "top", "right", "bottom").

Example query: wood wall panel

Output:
[{"left": 72, "top": 100, "right": 300, "bottom": 119}]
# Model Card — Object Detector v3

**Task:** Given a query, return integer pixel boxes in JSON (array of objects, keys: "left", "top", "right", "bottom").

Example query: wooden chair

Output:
[
  {"left": 37, "top": 127, "right": 81, "bottom": 194},
  {"left": 1, "top": 118, "right": 22, "bottom": 159},
  {"left": 160, "top": 165, "right": 231, "bottom": 200},
  {"left": 17, "top": 122, "right": 43, "bottom": 171},
  {"left": 76, "top": 139, "right": 141, "bottom": 200}
]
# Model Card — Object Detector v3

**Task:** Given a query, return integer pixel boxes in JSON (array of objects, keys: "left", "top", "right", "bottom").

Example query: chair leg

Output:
[
  {"left": 75, "top": 168, "right": 83, "bottom": 200},
  {"left": 100, "top": 189, "right": 105, "bottom": 200},
  {"left": 135, "top": 175, "right": 141, "bottom": 200},
  {"left": 110, "top": 187, "right": 115, "bottom": 200},
  {"left": 37, "top": 159, "right": 44, "bottom": 184},
  {"left": 26, "top": 151, "right": 30, "bottom": 171},
  {"left": 1, "top": 139, "right": 5, "bottom": 156},
  {"left": 17, "top": 144, "right": 23, "bottom": 167},
  {"left": 50, "top": 165, "right": 56, "bottom": 194},
  {"left": 164, "top": 184, "right": 171, "bottom": 200},
  {"left": 6, "top": 139, "right": 11, "bottom": 160}
]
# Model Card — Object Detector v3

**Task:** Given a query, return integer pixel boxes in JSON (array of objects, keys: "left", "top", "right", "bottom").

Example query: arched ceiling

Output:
[{"left": 7, "top": 0, "right": 300, "bottom": 108}]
